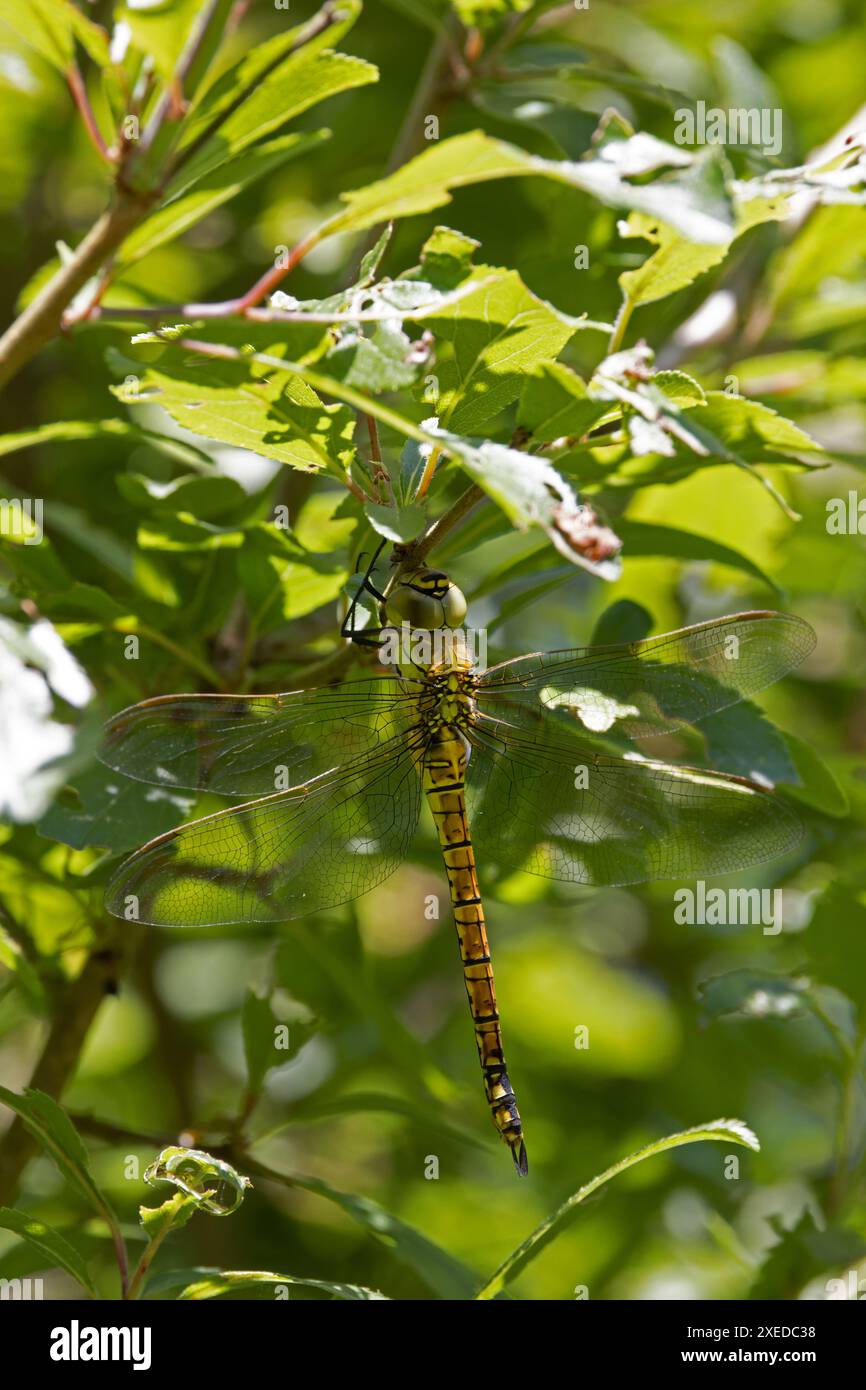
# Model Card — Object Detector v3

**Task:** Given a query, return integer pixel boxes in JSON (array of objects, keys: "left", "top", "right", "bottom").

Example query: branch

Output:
[
  {"left": 0, "top": 926, "right": 140, "bottom": 1207},
  {"left": 402, "top": 484, "right": 485, "bottom": 568},
  {"left": 72, "top": 295, "right": 420, "bottom": 326},
  {"left": 0, "top": 2, "right": 340, "bottom": 384},
  {"left": 0, "top": 193, "right": 151, "bottom": 389}
]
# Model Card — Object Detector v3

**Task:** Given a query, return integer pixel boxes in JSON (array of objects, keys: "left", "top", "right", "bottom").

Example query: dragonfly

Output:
[{"left": 101, "top": 556, "right": 815, "bottom": 1176}]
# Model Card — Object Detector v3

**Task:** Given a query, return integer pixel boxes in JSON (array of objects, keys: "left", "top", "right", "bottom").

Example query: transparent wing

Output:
[
  {"left": 466, "top": 710, "right": 802, "bottom": 886},
  {"left": 105, "top": 730, "right": 426, "bottom": 927},
  {"left": 100, "top": 678, "right": 418, "bottom": 796},
  {"left": 476, "top": 612, "right": 815, "bottom": 740}
]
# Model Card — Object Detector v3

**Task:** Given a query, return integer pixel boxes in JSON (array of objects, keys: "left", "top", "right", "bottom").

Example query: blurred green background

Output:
[{"left": 1, "top": 0, "right": 865, "bottom": 1301}]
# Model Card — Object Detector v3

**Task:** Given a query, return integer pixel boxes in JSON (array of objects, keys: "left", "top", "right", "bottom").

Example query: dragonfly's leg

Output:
[
  {"left": 423, "top": 728, "right": 528, "bottom": 1176},
  {"left": 342, "top": 539, "right": 389, "bottom": 644}
]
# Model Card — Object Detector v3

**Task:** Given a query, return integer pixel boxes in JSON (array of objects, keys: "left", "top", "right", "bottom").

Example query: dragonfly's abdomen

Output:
[{"left": 422, "top": 725, "right": 528, "bottom": 1176}]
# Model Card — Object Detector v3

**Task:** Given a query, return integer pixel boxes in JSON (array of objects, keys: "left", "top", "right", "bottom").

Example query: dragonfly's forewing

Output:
[
  {"left": 466, "top": 714, "right": 803, "bottom": 886},
  {"left": 476, "top": 612, "right": 815, "bottom": 740},
  {"left": 101, "top": 680, "right": 417, "bottom": 796},
  {"left": 105, "top": 732, "right": 426, "bottom": 927}
]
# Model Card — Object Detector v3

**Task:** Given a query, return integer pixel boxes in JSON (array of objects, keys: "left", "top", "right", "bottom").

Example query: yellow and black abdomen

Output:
[{"left": 422, "top": 724, "right": 528, "bottom": 1175}]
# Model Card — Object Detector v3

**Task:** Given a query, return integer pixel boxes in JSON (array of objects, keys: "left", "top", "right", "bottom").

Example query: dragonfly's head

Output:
[{"left": 384, "top": 569, "right": 467, "bottom": 630}]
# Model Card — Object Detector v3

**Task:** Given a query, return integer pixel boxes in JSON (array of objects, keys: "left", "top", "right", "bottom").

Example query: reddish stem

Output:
[
  {"left": 66, "top": 66, "right": 113, "bottom": 164},
  {"left": 236, "top": 232, "right": 321, "bottom": 311}
]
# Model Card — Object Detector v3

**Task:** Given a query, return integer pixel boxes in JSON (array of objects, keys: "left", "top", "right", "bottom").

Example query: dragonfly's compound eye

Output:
[
  {"left": 388, "top": 586, "right": 443, "bottom": 629},
  {"left": 388, "top": 570, "right": 468, "bottom": 629},
  {"left": 441, "top": 582, "right": 467, "bottom": 627}
]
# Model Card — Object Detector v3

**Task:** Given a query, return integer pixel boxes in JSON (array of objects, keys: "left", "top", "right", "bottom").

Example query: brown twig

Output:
[
  {"left": 135, "top": 0, "right": 234, "bottom": 165},
  {"left": 236, "top": 231, "right": 323, "bottom": 311}
]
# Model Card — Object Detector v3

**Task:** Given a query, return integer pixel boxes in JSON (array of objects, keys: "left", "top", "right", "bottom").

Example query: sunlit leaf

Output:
[
  {"left": 476, "top": 1119, "right": 760, "bottom": 1299},
  {"left": 0, "top": 1207, "right": 96, "bottom": 1296}
]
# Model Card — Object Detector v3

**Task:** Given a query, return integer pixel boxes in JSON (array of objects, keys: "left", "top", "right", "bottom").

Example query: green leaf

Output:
[
  {"left": 38, "top": 761, "right": 195, "bottom": 853},
  {"left": 425, "top": 270, "right": 592, "bottom": 434},
  {"left": 700, "top": 702, "right": 798, "bottom": 787},
  {"left": 116, "top": 472, "right": 247, "bottom": 519},
  {"left": 451, "top": 0, "right": 532, "bottom": 27},
  {"left": 153, "top": 338, "right": 621, "bottom": 575},
  {"left": 0, "top": 419, "right": 214, "bottom": 470},
  {"left": 119, "top": 130, "right": 329, "bottom": 267},
  {"left": 803, "top": 884, "right": 866, "bottom": 1012},
  {"left": 618, "top": 194, "right": 787, "bottom": 306},
  {"left": 615, "top": 519, "right": 776, "bottom": 589},
  {"left": 652, "top": 370, "right": 706, "bottom": 406},
  {"left": 181, "top": 1, "right": 364, "bottom": 140},
  {"left": 0, "top": 1088, "right": 116, "bottom": 1225},
  {"left": 38, "top": 498, "right": 181, "bottom": 606},
  {"left": 0, "top": 928, "right": 47, "bottom": 1011},
  {"left": 324, "top": 127, "right": 737, "bottom": 245},
  {"left": 430, "top": 427, "right": 622, "bottom": 578},
  {"left": 0, "top": 1208, "right": 96, "bottom": 1296},
  {"left": 518, "top": 362, "right": 612, "bottom": 443},
  {"left": 117, "top": 352, "right": 356, "bottom": 476},
  {"left": 413, "top": 225, "right": 481, "bottom": 289},
  {"left": 365, "top": 501, "right": 427, "bottom": 543},
  {"left": 698, "top": 969, "right": 811, "bottom": 1022},
  {"left": 237, "top": 525, "right": 347, "bottom": 626},
  {"left": 750, "top": 1210, "right": 866, "bottom": 1300},
  {"left": 118, "top": 0, "right": 207, "bottom": 80},
  {"left": 323, "top": 319, "right": 425, "bottom": 393},
  {"left": 590, "top": 599, "right": 653, "bottom": 647},
  {"left": 476, "top": 1118, "right": 760, "bottom": 1298},
  {"left": 0, "top": 0, "right": 108, "bottom": 71},
  {"left": 137, "top": 513, "right": 245, "bottom": 553},
  {"left": 139, "top": 1191, "right": 199, "bottom": 1240},
  {"left": 617, "top": 138, "right": 866, "bottom": 309},
  {"left": 779, "top": 732, "right": 849, "bottom": 818},
  {"left": 176, "top": 1268, "right": 388, "bottom": 1300},
  {"left": 584, "top": 353, "right": 825, "bottom": 514},
  {"left": 288, "top": 1173, "right": 481, "bottom": 1300},
  {"left": 241, "top": 989, "right": 315, "bottom": 1098},
  {"left": 144, "top": 1147, "right": 252, "bottom": 1216},
  {"left": 695, "top": 392, "right": 827, "bottom": 463},
  {"left": 176, "top": 12, "right": 376, "bottom": 188}
]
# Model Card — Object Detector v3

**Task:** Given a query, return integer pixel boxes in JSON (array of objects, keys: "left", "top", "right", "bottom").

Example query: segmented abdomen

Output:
[{"left": 422, "top": 725, "right": 528, "bottom": 1175}]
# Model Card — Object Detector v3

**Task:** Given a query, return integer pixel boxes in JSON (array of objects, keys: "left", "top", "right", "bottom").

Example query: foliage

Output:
[{"left": 0, "top": 0, "right": 865, "bottom": 1302}]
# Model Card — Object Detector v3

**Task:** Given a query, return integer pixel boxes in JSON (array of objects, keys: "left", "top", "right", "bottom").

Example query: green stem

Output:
[
  {"left": 828, "top": 1029, "right": 865, "bottom": 1218},
  {"left": 126, "top": 1223, "right": 172, "bottom": 1300},
  {"left": 406, "top": 484, "right": 485, "bottom": 567},
  {"left": 607, "top": 293, "right": 635, "bottom": 355}
]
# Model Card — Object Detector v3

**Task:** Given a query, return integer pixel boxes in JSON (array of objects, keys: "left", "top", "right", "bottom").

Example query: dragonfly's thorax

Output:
[{"left": 418, "top": 665, "right": 478, "bottom": 734}]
